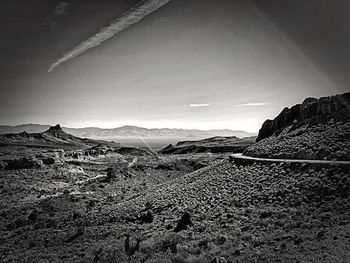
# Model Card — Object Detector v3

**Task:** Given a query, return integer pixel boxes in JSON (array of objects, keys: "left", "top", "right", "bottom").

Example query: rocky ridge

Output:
[
  {"left": 245, "top": 92, "right": 350, "bottom": 160},
  {"left": 257, "top": 92, "right": 350, "bottom": 141}
]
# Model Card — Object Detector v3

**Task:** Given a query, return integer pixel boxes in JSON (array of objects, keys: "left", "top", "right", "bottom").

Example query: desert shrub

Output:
[
  {"left": 171, "top": 254, "right": 208, "bottom": 263},
  {"left": 152, "top": 233, "right": 183, "bottom": 254},
  {"left": 171, "top": 254, "right": 188, "bottom": 263},
  {"left": 91, "top": 245, "right": 127, "bottom": 263},
  {"left": 146, "top": 254, "right": 209, "bottom": 263},
  {"left": 146, "top": 258, "right": 172, "bottom": 263},
  {"left": 197, "top": 238, "right": 209, "bottom": 249},
  {"left": 214, "top": 235, "right": 228, "bottom": 245}
]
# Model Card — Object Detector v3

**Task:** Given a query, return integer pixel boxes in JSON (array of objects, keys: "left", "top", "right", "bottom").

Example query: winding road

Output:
[{"left": 231, "top": 153, "right": 350, "bottom": 167}]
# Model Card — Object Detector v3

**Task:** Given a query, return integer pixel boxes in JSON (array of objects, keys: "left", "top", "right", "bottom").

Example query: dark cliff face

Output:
[{"left": 257, "top": 92, "right": 350, "bottom": 141}]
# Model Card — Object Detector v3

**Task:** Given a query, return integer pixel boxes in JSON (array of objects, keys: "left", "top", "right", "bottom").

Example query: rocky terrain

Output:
[
  {"left": 159, "top": 136, "right": 256, "bottom": 155},
  {"left": 245, "top": 92, "right": 350, "bottom": 160},
  {"left": 0, "top": 148, "right": 349, "bottom": 263}
]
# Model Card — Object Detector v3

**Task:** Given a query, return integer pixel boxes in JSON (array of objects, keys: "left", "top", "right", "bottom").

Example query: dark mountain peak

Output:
[
  {"left": 19, "top": 131, "right": 31, "bottom": 139},
  {"left": 48, "top": 124, "right": 63, "bottom": 131},
  {"left": 44, "top": 124, "right": 73, "bottom": 140}
]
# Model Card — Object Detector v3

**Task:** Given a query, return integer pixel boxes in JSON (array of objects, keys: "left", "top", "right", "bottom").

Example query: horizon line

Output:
[{"left": 0, "top": 123, "right": 258, "bottom": 133}]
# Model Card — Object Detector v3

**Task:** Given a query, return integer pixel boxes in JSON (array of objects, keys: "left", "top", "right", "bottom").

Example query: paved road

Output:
[{"left": 231, "top": 153, "right": 350, "bottom": 167}]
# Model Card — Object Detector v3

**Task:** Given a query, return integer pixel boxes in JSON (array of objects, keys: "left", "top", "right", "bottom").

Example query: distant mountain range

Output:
[{"left": 0, "top": 124, "right": 256, "bottom": 139}]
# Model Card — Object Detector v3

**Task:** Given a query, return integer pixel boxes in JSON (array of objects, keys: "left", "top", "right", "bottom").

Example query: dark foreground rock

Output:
[{"left": 4, "top": 157, "right": 43, "bottom": 170}]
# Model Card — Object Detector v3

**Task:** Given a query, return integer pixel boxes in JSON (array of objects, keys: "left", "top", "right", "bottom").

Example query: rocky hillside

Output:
[
  {"left": 159, "top": 136, "right": 256, "bottom": 155},
  {"left": 245, "top": 92, "right": 350, "bottom": 160},
  {"left": 0, "top": 125, "right": 117, "bottom": 150}
]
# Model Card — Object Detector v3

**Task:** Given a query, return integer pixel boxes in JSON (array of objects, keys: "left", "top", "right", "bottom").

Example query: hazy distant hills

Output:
[{"left": 0, "top": 125, "right": 256, "bottom": 139}]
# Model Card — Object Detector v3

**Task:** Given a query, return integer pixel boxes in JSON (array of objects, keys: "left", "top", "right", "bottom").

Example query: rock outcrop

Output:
[
  {"left": 257, "top": 92, "right": 350, "bottom": 141},
  {"left": 4, "top": 157, "right": 43, "bottom": 170},
  {"left": 246, "top": 92, "right": 350, "bottom": 160}
]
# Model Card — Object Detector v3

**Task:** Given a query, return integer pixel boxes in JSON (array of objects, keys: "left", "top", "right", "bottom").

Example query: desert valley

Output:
[
  {"left": 1, "top": 0, "right": 349, "bottom": 262},
  {"left": 0, "top": 92, "right": 349, "bottom": 263}
]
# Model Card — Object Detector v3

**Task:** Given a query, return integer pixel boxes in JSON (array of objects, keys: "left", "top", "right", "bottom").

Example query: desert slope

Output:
[{"left": 245, "top": 92, "right": 350, "bottom": 160}]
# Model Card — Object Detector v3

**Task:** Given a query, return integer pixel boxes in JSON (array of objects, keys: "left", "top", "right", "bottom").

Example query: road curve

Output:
[{"left": 231, "top": 153, "right": 350, "bottom": 167}]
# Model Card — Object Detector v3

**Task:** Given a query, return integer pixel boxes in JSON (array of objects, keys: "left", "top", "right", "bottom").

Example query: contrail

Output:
[{"left": 48, "top": 0, "right": 171, "bottom": 72}]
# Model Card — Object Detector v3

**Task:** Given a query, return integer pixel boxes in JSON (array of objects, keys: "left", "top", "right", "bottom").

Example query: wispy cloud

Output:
[
  {"left": 189, "top": 104, "right": 211, "bottom": 108},
  {"left": 48, "top": 0, "right": 171, "bottom": 72},
  {"left": 234, "top": 103, "right": 269, "bottom": 107}
]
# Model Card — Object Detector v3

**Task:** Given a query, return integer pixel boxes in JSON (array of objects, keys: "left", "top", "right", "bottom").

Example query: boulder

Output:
[
  {"left": 174, "top": 212, "right": 192, "bottom": 232},
  {"left": 40, "top": 157, "right": 56, "bottom": 165}
]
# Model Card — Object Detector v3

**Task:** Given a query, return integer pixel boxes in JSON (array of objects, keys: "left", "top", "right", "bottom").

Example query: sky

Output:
[{"left": 0, "top": 0, "right": 349, "bottom": 133}]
